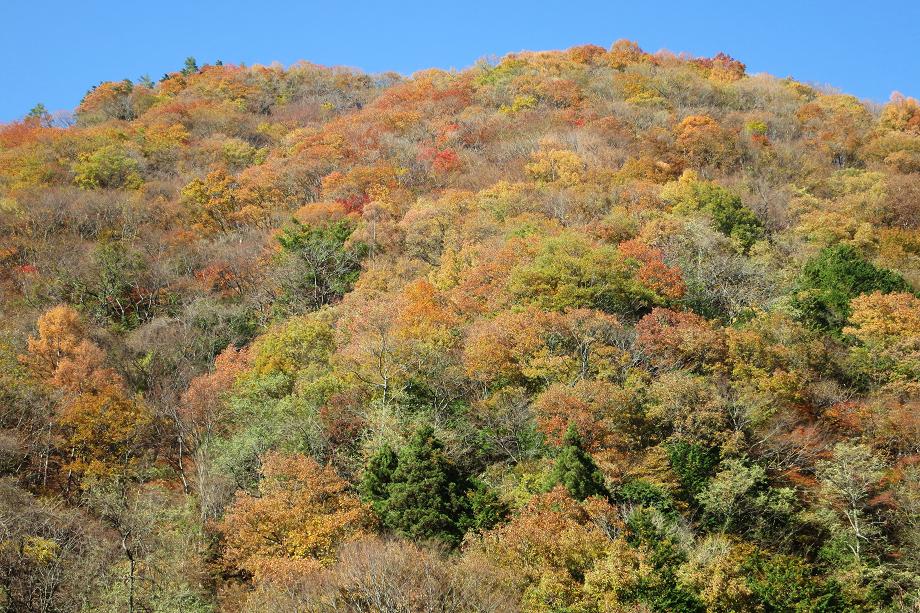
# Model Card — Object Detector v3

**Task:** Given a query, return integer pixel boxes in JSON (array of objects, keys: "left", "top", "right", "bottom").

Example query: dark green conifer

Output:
[
  {"left": 381, "top": 425, "right": 471, "bottom": 546},
  {"left": 181, "top": 56, "right": 199, "bottom": 76},
  {"left": 547, "top": 424, "right": 607, "bottom": 500},
  {"left": 359, "top": 443, "right": 398, "bottom": 515}
]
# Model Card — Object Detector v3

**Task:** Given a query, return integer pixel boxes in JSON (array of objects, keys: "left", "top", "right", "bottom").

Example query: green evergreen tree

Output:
[
  {"left": 380, "top": 425, "right": 471, "bottom": 547},
  {"left": 546, "top": 424, "right": 608, "bottom": 500},
  {"left": 669, "top": 179, "right": 764, "bottom": 252},
  {"left": 791, "top": 244, "right": 911, "bottom": 331},
  {"left": 666, "top": 440, "right": 720, "bottom": 499},
  {"left": 26, "top": 103, "right": 51, "bottom": 126},
  {"left": 696, "top": 182, "right": 764, "bottom": 252},
  {"left": 359, "top": 443, "right": 398, "bottom": 515},
  {"left": 628, "top": 506, "right": 706, "bottom": 612},
  {"left": 617, "top": 479, "right": 678, "bottom": 518},
  {"left": 181, "top": 56, "right": 199, "bottom": 76}
]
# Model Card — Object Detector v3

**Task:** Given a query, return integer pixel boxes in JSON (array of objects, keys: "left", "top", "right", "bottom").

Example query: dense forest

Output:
[{"left": 1, "top": 41, "right": 919, "bottom": 612}]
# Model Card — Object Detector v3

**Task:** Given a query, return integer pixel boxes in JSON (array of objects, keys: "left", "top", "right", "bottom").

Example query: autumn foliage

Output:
[{"left": 1, "top": 42, "right": 919, "bottom": 612}]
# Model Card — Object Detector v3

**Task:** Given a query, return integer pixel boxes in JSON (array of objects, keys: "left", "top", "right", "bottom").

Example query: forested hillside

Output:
[{"left": 1, "top": 42, "right": 919, "bottom": 612}]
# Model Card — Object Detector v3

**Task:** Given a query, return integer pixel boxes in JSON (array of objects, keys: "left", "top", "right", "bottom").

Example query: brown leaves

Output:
[
  {"left": 473, "top": 487, "right": 616, "bottom": 602},
  {"left": 180, "top": 345, "right": 251, "bottom": 446},
  {"left": 464, "top": 307, "right": 627, "bottom": 391},
  {"left": 617, "top": 240, "right": 686, "bottom": 300},
  {"left": 635, "top": 307, "right": 724, "bottom": 372},
  {"left": 880, "top": 93, "right": 920, "bottom": 135},
  {"left": 673, "top": 114, "right": 738, "bottom": 172},
  {"left": 463, "top": 307, "right": 556, "bottom": 388},
  {"left": 238, "top": 537, "right": 520, "bottom": 613},
  {"left": 845, "top": 292, "right": 920, "bottom": 395},
  {"left": 534, "top": 380, "right": 632, "bottom": 451}
]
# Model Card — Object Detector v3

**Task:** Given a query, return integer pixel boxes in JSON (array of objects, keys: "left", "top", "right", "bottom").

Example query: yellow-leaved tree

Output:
[{"left": 219, "top": 452, "right": 375, "bottom": 583}]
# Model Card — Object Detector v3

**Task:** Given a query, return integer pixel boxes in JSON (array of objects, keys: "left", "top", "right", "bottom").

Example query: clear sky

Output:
[{"left": 2, "top": 0, "right": 918, "bottom": 122}]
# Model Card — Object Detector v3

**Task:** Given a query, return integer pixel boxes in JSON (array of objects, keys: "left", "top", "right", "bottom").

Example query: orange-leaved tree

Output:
[
  {"left": 219, "top": 452, "right": 375, "bottom": 582},
  {"left": 21, "top": 304, "right": 121, "bottom": 393}
]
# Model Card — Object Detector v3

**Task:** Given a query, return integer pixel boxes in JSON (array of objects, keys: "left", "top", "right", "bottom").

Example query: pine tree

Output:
[
  {"left": 381, "top": 425, "right": 471, "bottom": 546},
  {"left": 181, "top": 57, "right": 199, "bottom": 76},
  {"left": 359, "top": 443, "right": 398, "bottom": 515},
  {"left": 27, "top": 103, "right": 51, "bottom": 126},
  {"left": 547, "top": 424, "right": 608, "bottom": 500}
]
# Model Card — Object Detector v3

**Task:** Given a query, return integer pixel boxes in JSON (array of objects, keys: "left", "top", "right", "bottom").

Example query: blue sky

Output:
[{"left": 2, "top": 0, "right": 918, "bottom": 122}]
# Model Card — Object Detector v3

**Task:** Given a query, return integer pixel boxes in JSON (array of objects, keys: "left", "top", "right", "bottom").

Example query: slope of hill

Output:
[{"left": 1, "top": 42, "right": 919, "bottom": 612}]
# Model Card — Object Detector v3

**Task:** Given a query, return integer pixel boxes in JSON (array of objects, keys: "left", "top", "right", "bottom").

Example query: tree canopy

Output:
[{"left": 1, "top": 42, "right": 918, "bottom": 612}]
